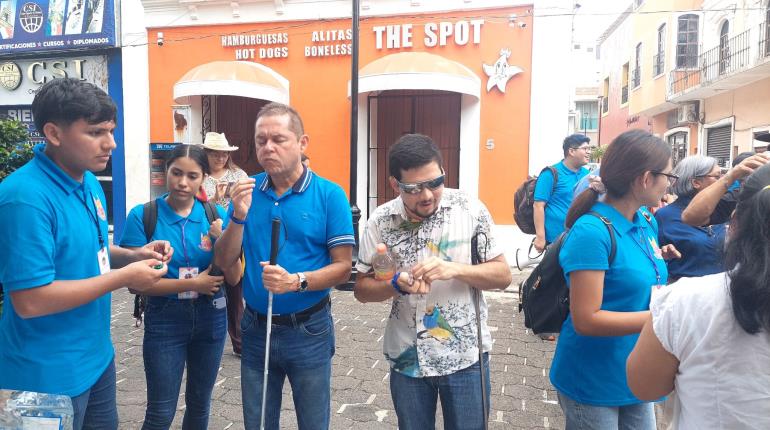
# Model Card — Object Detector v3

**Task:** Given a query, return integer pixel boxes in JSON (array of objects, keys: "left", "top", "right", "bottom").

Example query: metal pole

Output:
[{"left": 350, "top": 0, "right": 361, "bottom": 248}]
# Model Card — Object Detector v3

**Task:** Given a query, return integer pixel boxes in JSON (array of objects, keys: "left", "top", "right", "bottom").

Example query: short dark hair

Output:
[
  {"left": 31, "top": 78, "right": 117, "bottom": 133},
  {"left": 562, "top": 134, "right": 591, "bottom": 157},
  {"left": 388, "top": 134, "right": 443, "bottom": 181},
  {"left": 733, "top": 151, "right": 755, "bottom": 168},
  {"left": 166, "top": 144, "right": 210, "bottom": 176},
  {"left": 256, "top": 102, "right": 304, "bottom": 138}
]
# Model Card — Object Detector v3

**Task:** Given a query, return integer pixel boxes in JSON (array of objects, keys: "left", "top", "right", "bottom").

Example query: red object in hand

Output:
[{"left": 196, "top": 185, "right": 209, "bottom": 202}]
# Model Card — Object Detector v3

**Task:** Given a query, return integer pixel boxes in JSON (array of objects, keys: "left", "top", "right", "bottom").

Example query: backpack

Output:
[
  {"left": 513, "top": 166, "right": 558, "bottom": 235},
  {"left": 518, "top": 211, "right": 616, "bottom": 334},
  {"left": 131, "top": 199, "right": 221, "bottom": 326}
]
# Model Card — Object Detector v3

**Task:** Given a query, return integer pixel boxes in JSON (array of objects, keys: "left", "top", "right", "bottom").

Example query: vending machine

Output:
[{"left": 149, "top": 143, "right": 177, "bottom": 200}]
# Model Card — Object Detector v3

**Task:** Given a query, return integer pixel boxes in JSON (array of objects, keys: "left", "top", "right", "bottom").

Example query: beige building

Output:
[{"left": 601, "top": 0, "right": 770, "bottom": 164}]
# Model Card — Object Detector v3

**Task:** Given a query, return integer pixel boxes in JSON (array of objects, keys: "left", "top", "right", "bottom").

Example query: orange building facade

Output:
[{"left": 145, "top": 6, "right": 533, "bottom": 223}]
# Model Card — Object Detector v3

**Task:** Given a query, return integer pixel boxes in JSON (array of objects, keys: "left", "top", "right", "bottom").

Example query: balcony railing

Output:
[
  {"left": 670, "top": 24, "right": 768, "bottom": 98},
  {"left": 621, "top": 85, "right": 628, "bottom": 104},
  {"left": 631, "top": 68, "right": 640, "bottom": 88},
  {"left": 653, "top": 53, "right": 664, "bottom": 76}
]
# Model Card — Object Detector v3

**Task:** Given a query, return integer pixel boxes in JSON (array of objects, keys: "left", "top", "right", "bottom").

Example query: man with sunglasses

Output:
[
  {"left": 354, "top": 134, "right": 512, "bottom": 430},
  {"left": 532, "top": 134, "right": 592, "bottom": 253}
]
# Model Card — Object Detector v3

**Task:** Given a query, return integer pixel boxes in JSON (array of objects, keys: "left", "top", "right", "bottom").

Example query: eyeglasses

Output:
[
  {"left": 651, "top": 171, "right": 679, "bottom": 186},
  {"left": 397, "top": 175, "right": 445, "bottom": 194},
  {"left": 572, "top": 145, "right": 591, "bottom": 151},
  {"left": 696, "top": 173, "right": 723, "bottom": 180},
  {"left": 205, "top": 150, "right": 229, "bottom": 159}
]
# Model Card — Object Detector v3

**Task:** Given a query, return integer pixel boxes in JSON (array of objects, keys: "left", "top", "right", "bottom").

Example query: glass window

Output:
[
  {"left": 676, "top": 14, "right": 699, "bottom": 68},
  {"left": 576, "top": 101, "right": 599, "bottom": 131}
]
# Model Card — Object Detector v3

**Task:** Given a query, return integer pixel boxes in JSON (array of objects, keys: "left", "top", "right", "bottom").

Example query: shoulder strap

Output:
[
  {"left": 547, "top": 166, "right": 558, "bottom": 193},
  {"left": 142, "top": 201, "right": 158, "bottom": 243},
  {"left": 587, "top": 211, "right": 616, "bottom": 264},
  {"left": 202, "top": 200, "right": 220, "bottom": 224}
]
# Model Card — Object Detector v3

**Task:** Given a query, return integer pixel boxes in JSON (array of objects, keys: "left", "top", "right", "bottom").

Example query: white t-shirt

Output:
[{"left": 651, "top": 273, "right": 770, "bottom": 430}]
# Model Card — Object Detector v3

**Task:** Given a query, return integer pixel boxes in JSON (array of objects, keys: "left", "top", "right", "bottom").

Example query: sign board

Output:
[
  {"left": 0, "top": 54, "right": 108, "bottom": 104},
  {"left": 0, "top": 0, "right": 117, "bottom": 55},
  {"left": 0, "top": 104, "right": 44, "bottom": 143}
]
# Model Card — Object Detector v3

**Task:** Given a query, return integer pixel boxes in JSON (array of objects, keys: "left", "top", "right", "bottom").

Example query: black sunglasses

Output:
[
  {"left": 397, "top": 175, "right": 445, "bottom": 194},
  {"left": 651, "top": 171, "right": 679, "bottom": 185}
]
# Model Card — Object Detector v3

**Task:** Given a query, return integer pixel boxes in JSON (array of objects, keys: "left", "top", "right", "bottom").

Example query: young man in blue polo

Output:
[
  {"left": 215, "top": 102, "right": 354, "bottom": 429},
  {"left": 532, "top": 134, "right": 592, "bottom": 252},
  {"left": 0, "top": 78, "right": 171, "bottom": 429}
]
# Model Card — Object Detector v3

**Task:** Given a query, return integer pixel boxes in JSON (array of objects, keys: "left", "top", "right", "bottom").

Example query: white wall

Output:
[
  {"left": 528, "top": 0, "right": 574, "bottom": 175},
  {"left": 121, "top": 0, "right": 152, "bottom": 209}
]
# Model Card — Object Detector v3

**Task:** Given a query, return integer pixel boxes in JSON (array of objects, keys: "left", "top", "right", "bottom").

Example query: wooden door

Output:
[
  {"left": 374, "top": 91, "right": 461, "bottom": 206},
  {"left": 215, "top": 96, "right": 268, "bottom": 175}
]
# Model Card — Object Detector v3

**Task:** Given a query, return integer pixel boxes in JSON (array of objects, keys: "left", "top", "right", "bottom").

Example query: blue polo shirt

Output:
[
  {"left": 533, "top": 161, "right": 590, "bottom": 242},
  {"left": 119, "top": 197, "right": 226, "bottom": 294},
  {"left": 225, "top": 167, "right": 355, "bottom": 314},
  {"left": 0, "top": 144, "right": 113, "bottom": 397},
  {"left": 655, "top": 197, "right": 726, "bottom": 279},
  {"left": 551, "top": 202, "right": 667, "bottom": 406}
]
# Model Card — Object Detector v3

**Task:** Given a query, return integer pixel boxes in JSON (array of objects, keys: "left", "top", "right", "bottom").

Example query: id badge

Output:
[
  {"left": 213, "top": 296, "right": 226, "bottom": 309},
  {"left": 98, "top": 247, "right": 110, "bottom": 275},
  {"left": 178, "top": 267, "right": 199, "bottom": 299}
]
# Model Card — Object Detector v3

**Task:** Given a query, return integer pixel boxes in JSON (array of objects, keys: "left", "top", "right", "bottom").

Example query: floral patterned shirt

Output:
[
  {"left": 202, "top": 167, "right": 248, "bottom": 209},
  {"left": 356, "top": 188, "right": 503, "bottom": 378}
]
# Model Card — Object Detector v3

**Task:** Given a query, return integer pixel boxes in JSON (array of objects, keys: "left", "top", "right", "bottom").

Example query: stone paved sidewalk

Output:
[{"left": 111, "top": 271, "right": 565, "bottom": 429}]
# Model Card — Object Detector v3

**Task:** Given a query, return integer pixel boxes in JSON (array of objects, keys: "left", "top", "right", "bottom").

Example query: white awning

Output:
[{"left": 174, "top": 60, "right": 289, "bottom": 103}]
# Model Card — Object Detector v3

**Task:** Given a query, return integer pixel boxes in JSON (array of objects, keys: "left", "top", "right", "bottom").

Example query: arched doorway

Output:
[
  {"left": 173, "top": 60, "right": 289, "bottom": 175},
  {"left": 353, "top": 52, "right": 481, "bottom": 215}
]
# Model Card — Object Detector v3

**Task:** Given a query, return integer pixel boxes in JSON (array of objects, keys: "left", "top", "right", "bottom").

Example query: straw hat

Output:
[{"left": 201, "top": 132, "right": 238, "bottom": 151}]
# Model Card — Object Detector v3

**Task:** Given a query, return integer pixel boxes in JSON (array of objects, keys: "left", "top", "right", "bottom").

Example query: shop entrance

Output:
[
  {"left": 215, "top": 95, "right": 268, "bottom": 175},
  {"left": 368, "top": 90, "right": 461, "bottom": 208}
]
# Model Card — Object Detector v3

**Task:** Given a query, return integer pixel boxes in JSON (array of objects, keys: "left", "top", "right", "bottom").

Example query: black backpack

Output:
[
  {"left": 518, "top": 211, "right": 616, "bottom": 334},
  {"left": 131, "top": 200, "right": 220, "bottom": 326},
  {"left": 513, "top": 166, "right": 558, "bottom": 235}
]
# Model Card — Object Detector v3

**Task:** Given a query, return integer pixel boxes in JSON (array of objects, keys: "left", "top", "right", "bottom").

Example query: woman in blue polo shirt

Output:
[
  {"left": 655, "top": 155, "right": 726, "bottom": 282},
  {"left": 553, "top": 129, "right": 679, "bottom": 429},
  {"left": 119, "top": 144, "right": 227, "bottom": 430}
]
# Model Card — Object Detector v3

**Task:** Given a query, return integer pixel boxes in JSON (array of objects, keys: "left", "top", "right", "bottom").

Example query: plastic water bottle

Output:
[
  {"left": 0, "top": 390, "right": 74, "bottom": 430},
  {"left": 372, "top": 243, "right": 396, "bottom": 281}
]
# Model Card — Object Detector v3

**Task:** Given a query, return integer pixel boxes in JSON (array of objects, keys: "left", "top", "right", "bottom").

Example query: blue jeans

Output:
[
  {"left": 390, "top": 353, "right": 491, "bottom": 430},
  {"left": 557, "top": 391, "right": 655, "bottom": 430},
  {"left": 141, "top": 293, "right": 227, "bottom": 430},
  {"left": 71, "top": 359, "right": 118, "bottom": 430},
  {"left": 241, "top": 300, "right": 335, "bottom": 430}
]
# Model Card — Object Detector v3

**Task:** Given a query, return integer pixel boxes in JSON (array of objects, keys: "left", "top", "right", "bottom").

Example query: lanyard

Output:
[
  {"left": 633, "top": 227, "right": 661, "bottom": 285},
  {"left": 179, "top": 217, "right": 191, "bottom": 267},
  {"left": 79, "top": 186, "right": 105, "bottom": 249}
]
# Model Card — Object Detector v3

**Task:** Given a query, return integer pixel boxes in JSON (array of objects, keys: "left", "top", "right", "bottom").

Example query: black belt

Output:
[{"left": 253, "top": 296, "right": 330, "bottom": 326}]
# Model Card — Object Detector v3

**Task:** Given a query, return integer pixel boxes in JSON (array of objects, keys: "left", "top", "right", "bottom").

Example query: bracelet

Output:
[
  {"left": 229, "top": 214, "right": 247, "bottom": 225},
  {"left": 391, "top": 271, "right": 408, "bottom": 295}
]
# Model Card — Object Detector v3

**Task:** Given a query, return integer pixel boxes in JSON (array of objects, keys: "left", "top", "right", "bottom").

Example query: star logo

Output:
[{"left": 482, "top": 49, "right": 523, "bottom": 94}]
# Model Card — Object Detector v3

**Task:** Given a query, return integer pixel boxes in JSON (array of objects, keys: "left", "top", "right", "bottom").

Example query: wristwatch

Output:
[{"left": 297, "top": 272, "right": 308, "bottom": 292}]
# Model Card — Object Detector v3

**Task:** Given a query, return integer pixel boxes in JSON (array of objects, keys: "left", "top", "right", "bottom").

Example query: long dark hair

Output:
[
  {"left": 725, "top": 163, "right": 770, "bottom": 334},
  {"left": 166, "top": 144, "right": 210, "bottom": 175},
  {"left": 566, "top": 130, "right": 671, "bottom": 228}
]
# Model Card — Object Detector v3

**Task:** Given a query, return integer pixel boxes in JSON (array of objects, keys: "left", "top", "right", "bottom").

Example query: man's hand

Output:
[
  {"left": 533, "top": 236, "right": 546, "bottom": 253},
  {"left": 191, "top": 267, "right": 224, "bottom": 295},
  {"left": 660, "top": 244, "right": 681, "bottom": 261},
  {"left": 230, "top": 179, "right": 256, "bottom": 220},
  {"left": 396, "top": 272, "right": 430, "bottom": 295},
  {"left": 123, "top": 258, "right": 168, "bottom": 292},
  {"left": 260, "top": 262, "right": 298, "bottom": 294},
  {"left": 208, "top": 219, "right": 224, "bottom": 239},
  {"left": 136, "top": 240, "right": 173, "bottom": 263},
  {"left": 411, "top": 256, "right": 460, "bottom": 284},
  {"left": 725, "top": 153, "right": 770, "bottom": 183}
]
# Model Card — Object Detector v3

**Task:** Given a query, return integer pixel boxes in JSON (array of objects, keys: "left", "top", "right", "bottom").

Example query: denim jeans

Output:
[
  {"left": 557, "top": 391, "right": 656, "bottom": 430},
  {"left": 241, "top": 300, "right": 335, "bottom": 430},
  {"left": 71, "top": 359, "right": 118, "bottom": 430},
  {"left": 390, "top": 353, "right": 490, "bottom": 430},
  {"left": 141, "top": 292, "right": 227, "bottom": 430}
]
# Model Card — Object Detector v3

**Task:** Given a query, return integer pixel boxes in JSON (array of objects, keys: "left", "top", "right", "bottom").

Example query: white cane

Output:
[{"left": 260, "top": 218, "right": 281, "bottom": 430}]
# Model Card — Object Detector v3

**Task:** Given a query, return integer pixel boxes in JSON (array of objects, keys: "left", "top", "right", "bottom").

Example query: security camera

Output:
[
  {"left": 518, "top": 22, "right": 527, "bottom": 28},
  {"left": 157, "top": 32, "right": 164, "bottom": 47}
]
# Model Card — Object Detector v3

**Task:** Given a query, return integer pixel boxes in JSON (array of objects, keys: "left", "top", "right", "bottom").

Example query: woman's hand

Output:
[
  {"left": 208, "top": 218, "right": 223, "bottom": 239},
  {"left": 191, "top": 267, "right": 224, "bottom": 295},
  {"left": 660, "top": 244, "right": 681, "bottom": 260}
]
